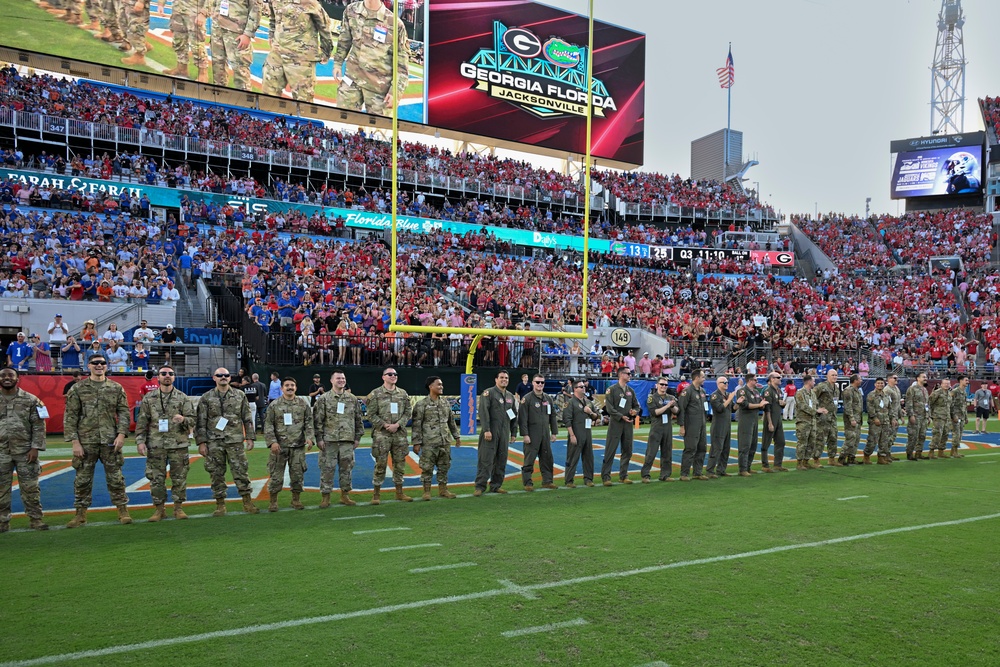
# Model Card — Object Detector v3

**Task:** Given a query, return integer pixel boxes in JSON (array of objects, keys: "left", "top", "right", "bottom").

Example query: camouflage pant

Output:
[
  {"left": 930, "top": 418, "right": 951, "bottom": 451},
  {"left": 102, "top": 0, "right": 126, "bottom": 40},
  {"left": 211, "top": 27, "right": 253, "bottom": 90},
  {"left": 319, "top": 442, "right": 354, "bottom": 493},
  {"left": 0, "top": 450, "right": 42, "bottom": 523},
  {"left": 262, "top": 53, "right": 317, "bottom": 102},
  {"left": 863, "top": 421, "right": 893, "bottom": 457},
  {"left": 145, "top": 448, "right": 189, "bottom": 504},
  {"left": 815, "top": 418, "right": 838, "bottom": 459},
  {"left": 170, "top": 9, "right": 208, "bottom": 67},
  {"left": 372, "top": 435, "right": 409, "bottom": 487},
  {"left": 84, "top": 0, "right": 101, "bottom": 22},
  {"left": 203, "top": 443, "right": 251, "bottom": 499},
  {"left": 337, "top": 81, "right": 389, "bottom": 116},
  {"left": 124, "top": 1, "right": 150, "bottom": 54},
  {"left": 73, "top": 443, "right": 128, "bottom": 509},
  {"left": 951, "top": 419, "right": 967, "bottom": 450},
  {"left": 267, "top": 446, "right": 306, "bottom": 494},
  {"left": 66, "top": 0, "right": 83, "bottom": 23},
  {"left": 417, "top": 444, "right": 451, "bottom": 484},
  {"left": 906, "top": 415, "right": 927, "bottom": 456},
  {"left": 842, "top": 420, "right": 861, "bottom": 457},
  {"left": 794, "top": 420, "right": 813, "bottom": 460}
]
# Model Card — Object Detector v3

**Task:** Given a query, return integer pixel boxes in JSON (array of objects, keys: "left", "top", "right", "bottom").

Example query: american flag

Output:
[{"left": 717, "top": 48, "right": 735, "bottom": 89}]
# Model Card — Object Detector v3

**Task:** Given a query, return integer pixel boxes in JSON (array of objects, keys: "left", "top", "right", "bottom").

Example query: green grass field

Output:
[{"left": 3, "top": 423, "right": 1000, "bottom": 666}]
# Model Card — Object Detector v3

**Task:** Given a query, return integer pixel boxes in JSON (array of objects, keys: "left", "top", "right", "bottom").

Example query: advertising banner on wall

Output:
[
  {"left": 890, "top": 146, "right": 984, "bottom": 199},
  {"left": 426, "top": 0, "right": 645, "bottom": 164}
]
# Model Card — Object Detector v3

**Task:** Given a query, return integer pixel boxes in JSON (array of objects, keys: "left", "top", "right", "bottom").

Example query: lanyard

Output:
[
  {"left": 217, "top": 389, "right": 227, "bottom": 417},
  {"left": 158, "top": 388, "right": 173, "bottom": 416}
]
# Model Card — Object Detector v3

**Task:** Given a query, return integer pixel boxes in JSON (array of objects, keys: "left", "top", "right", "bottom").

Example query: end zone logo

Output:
[{"left": 459, "top": 21, "right": 617, "bottom": 120}]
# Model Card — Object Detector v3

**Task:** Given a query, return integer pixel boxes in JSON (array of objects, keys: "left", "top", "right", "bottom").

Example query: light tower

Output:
[{"left": 930, "top": 0, "right": 966, "bottom": 135}]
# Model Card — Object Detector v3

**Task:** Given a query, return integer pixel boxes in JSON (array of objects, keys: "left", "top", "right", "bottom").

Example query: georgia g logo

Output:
[{"left": 502, "top": 28, "right": 542, "bottom": 58}]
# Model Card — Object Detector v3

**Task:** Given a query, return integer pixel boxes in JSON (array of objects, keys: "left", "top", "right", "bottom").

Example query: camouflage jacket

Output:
[
  {"left": 0, "top": 388, "right": 46, "bottom": 454},
  {"left": 64, "top": 378, "right": 130, "bottom": 444},
  {"left": 950, "top": 387, "right": 969, "bottom": 422},
  {"left": 928, "top": 387, "right": 951, "bottom": 421},
  {"left": 842, "top": 385, "right": 863, "bottom": 423},
  {"left": 867, "top": 388, "right": 889, "bottom": 423},
  {"left": 333, "top": 0, "right": 409, "bottom": 97},
  {"left": 905, "top": 382, "right": 929, "bottom": 419},
  {"left": 795, "top": 387, "right": 817, "bottom": 424},
  {"left": 269, "top": 0, "right": 333, "bottom": 62},
  {"left": 264, "top": 395, "right": 315, "bottom": 448},
  {"left": 814, "top": 381, "right": 840, "bottom": 422},
  {"left": 212, "top": 0, "right": 260, "bottom": 37},
  {"left": 885, "top": 385, "right": 902, "bottom": 420},
  {"left": 196, "top": 387, "right": 254, "bottom": 446},
  {"left": 365, "top": 385, "right": 411, "bottom": 435},
  {"left": 135, "top": 388, "right": 194, "bottom": 449},
  {"left": 411, "top": 396, "right": 459, "bottom": 448},
  {"left": 313, "top": 389, "right": 364, "bottom": 444}
]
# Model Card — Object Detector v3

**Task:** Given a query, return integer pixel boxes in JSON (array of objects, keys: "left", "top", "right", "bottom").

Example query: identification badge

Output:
[
  {"left": 662, "top": 414, "right": 670, "bottom": 425},
  {"left": 704, "top": 401, "right": 710, "bottom": 412},
  {"left": 618, "top": 397, "right": 627, "bottom": 409},
  {"left": 37, "top": 406, "right": 49, "bottom": 419},
  {"left": 215, "top": 417, "right": 229, "bottom": 431},
  {"left": 546, "top": 403, "right": 551, "bottom": 415},
  {"left": 506, "top": 408, "right": 516, "bottom": 420},
  {"left": 283, "top": 413, "right": 293, "bottom": 426},
  {"left": 373, "top": 25, "right": 387, "bottom": 43},
  {"left": 879, "top": 400, "right": 884, "bottom": 409},
  {"left": 158, "top": 419, "right": 169, "bottom": 432},
  {"left": 390, "top": 402, "right": 399, "bottom": 415},
  {"left": 585, "top": 418, "right": 592, "bottom": 429},
  {"left": 219, "top": 0, "right": 229, "bottom": 16},
  {"left": 337, "top": 402, "right": 345, "bottom": 415},
  {"left": 342, "top": 74, "right": 354, "bottom": 87}
]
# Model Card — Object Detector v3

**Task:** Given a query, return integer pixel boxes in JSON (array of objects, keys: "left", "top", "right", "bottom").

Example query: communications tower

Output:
[{"left": 930, "top": 0, "right": 966, "bottom": 135}]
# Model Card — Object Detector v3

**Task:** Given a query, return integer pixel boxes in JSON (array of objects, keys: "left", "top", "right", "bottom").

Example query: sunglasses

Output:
[
  {"left": 575, "top": 385, "right": 586, "bottom": 389},
  {"left": 657, "top": 383, "right": 669, "bottom": 387},
  {"left": 533, "top": 380, "right": 545, "bottom": 384},
  {"left": 215, "top": 373, "right": 231, "bottom": 378},
  {"left": 159, "top": 371, "right": 175, "bottom": 376},
  {"left": 89, "top": 361, "right": 107, "bottom": 365},
  {"left": 384, "top": 372, "right": 397, "bottom": 377}
]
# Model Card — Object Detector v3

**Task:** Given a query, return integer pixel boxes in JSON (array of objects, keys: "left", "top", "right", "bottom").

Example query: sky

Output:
[{"left": 538, "top": 0, "right": 1000, "bottom": 218}]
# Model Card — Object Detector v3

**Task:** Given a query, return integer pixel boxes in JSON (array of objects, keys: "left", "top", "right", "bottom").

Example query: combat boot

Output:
[
  {"left": 212, "top": 499, "right": 227, "bottom": 517},
  {"left": 951, "top": 446, "right": 964, "bottom": 458},
  {"left": 371, "top": 486, "right": 381, "bottom": 505},
  {"left": 847, "top": 456, "right": 857, "bottom": 465},
  {"left": 862, "top": 454, "right": 872, "bottom": 465},
  {"left": 197, "top": 66, "right": 209, "bottom": 83},
  {"left": 339, "top": 490, "right": 356, "bottom": 506},
  {"left": 268, "top": 492, "right": 279, "bottom": 512},
  {"left": 320, "top": 493, "right": 331, "bottom": 509},
  {"left": 795, "top": 460, "right": 808, "bottom": 471},
  {"left": 173, "top": 502, "right": 188, "bottom": 520},
  {"left": 148, "top": 504, "right": 166, "bottom": 522},
  {"left": 929, "top": 449, "right": 937, "bottom": 459},
  {"left": 163, "top": 64, "right": 188, "bottom": 77},
  {"left": 291, "top": 492, "right": 305, "bottom": 510},
  {"left": 830, "top": 454, "right": 845, "bottom": 467},
  {"left": 877, "top": 455, "right": 889, "bottom": 465},
  {"left": 117, "top": 505, "right": 133, "bottom": 525},
  {"left": 395, "top": 484, "right": 413, "bottom": 502},
  {"left": 810, "top": 457, "right": 823, "bottom": 468},
  {"left": 918, "top": 450, "right": 930, "bottom": 460},
  {"left": 242, "top": 495, "right": 260, "bottom": 514},
  {"left": 438, "top": 483, "right": 456, "bottom": 499},
  {"left": 421, "top": 482, "right": 432, "bottom": 501},
  {"left": 29, "top": 518, "right": 49, "bottom": 531},
  {"left": 121, "top": 53, "right": 146, "bottom": 66},
  {"left": 837, "top": 454, "right": 848, "bottom": 466}
]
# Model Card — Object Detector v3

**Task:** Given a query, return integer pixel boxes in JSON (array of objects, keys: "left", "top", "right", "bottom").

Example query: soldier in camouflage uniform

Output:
[
  {"left": 314, "top": 369, "right": 363, "bottom": 507},
  {"left": 262, "top": 0, "right": 333, "bottom": 102},
  {"left": 135, "top": 365, "right": 195, "bottom": 521},
  {"left": 163, "top": 0, "right": 210, "bottom": 82},
  {"left": 562, "top": 380, "right": 598, "bottom": 487},
  {"left": 474, "top": 370, "right": 518, "bottom": 496},
  {"left": 928, "top": 378, "right": 952, "bottom": 459},
  {"left": 885, "top": 374, "right": 903, "bottom": 462},
  {"left": 518, "top": 374, "right": 559, "bottom": 491},
  {"left": 905, "top": 372, "right": 930, "bottom": 460},
  {"left": 196, "top": 367, "right": 259, "bottom": 516},
  {"left": 949, "top": 375, "right": 969, "bottom": 459},
  {"left": 210, "top": 0, "right": 260, "bottom": 90},
  {"left": 121, "top": 0, "right": 154, "bottom": 66},
  {"left": 64, "top": 353, "right": 132, "bottom": 527},
  {"left": 863, "top": 378, "right": 892, "bottom": 464},
  {"left": 0, "top": 367, "right": 49, "bottom": 532},
  {"left": 263, "top": 377, "right": 315, "bottom": 511},
  {"left": 365, "top": 367, "right": 412, "bottom": 504},
  {"left": 642, "top": 378, "right": 678, "bottom": 482},
  {"left": 333, "top": 0, "right": 410, "bottom": 116},
  {"left": 794, "top": 374, "right": 818, "bottom": 470},
  {"left": 814, "top": 369, "right": 843, "bottom": 466},
  {"left": 411, "top": 376, "right": 461, "bottom": 501},
  {"left": 96, "top": 0, "right": 129, "bottom": 48},
  {"left": 840, "top": 374, "right": 864, "bottom": 465}
]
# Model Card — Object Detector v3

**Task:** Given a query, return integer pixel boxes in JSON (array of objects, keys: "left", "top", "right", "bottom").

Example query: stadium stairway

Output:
[{"left": 174, "top": 277, "right": 208, "bottom": 329}]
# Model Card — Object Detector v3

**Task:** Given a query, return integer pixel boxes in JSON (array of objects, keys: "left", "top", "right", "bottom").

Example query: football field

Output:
[{"left": 2, "top": 425, "right": 999, "bottom": 666}]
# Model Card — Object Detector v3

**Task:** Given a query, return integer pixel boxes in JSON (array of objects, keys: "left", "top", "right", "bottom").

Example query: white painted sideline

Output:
[
  {"left": 4, "top": 512, "right": 999, "bottom": 667},
  {"left": 378, "top": 543, "right": 442, "bottom": 553},
  {"left": 837, "top": 495, "right": 869, "bottom": 501},
  {"left": 331, "top": 514, "right": 385, "bottom": 521},
  {"left": 635, "top": 662, "right": 671, "bottom": 667},
  {"left": 501, "top": 618, "right": 589, "bottom": 638},
  {"left": 408, "top": 562, "right": 477, "bottom": 574},
  {"left": 352, "top": 527, "right": 410, "bottom": 535}
]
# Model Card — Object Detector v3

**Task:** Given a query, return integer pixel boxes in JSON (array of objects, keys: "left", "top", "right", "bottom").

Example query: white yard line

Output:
[
  {"left": 353, "top": 527, "right": 410, "bottom": 535},
  {"left": 408, "top": 562, "right": 477, "bottom": 574},
  {"left": 837, "top": 495, "right": 869, "bottom": 501},
  {"left": 500, "top": 618, "right": 588, "bottom": 638},
  {"left": 378, "top": 543, "right": 442, "bottom": 553},
  {"left": 4, "top": 512, "right": 999, "bottom": 666},
  {"left": 331, "top": 514, "right": 385, "bottom": 521}
]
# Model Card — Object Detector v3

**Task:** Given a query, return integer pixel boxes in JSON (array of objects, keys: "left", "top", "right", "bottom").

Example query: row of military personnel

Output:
[{"left": 0, "top": 361, "right": 973, "bottom": 532}]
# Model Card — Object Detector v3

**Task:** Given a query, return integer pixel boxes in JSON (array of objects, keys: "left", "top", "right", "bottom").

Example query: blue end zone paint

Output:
[{"left": 14, "top": 432, "right": 999, "bottom": 514}]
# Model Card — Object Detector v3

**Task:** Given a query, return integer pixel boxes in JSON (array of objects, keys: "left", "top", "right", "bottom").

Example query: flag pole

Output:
[{"left": 725, "top": 41, "right": 731, "bottom": 175}]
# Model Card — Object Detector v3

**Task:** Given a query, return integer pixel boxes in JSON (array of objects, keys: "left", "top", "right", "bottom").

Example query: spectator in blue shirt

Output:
[
  {"left": 60, "top": 337, "right": 82, "bottom": 369},
  {"left": 6, "top": 332, "right": 31, "bottom": 370},
  {"left": 131, "top": 341, "right": 150, "bottom": 370}
]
